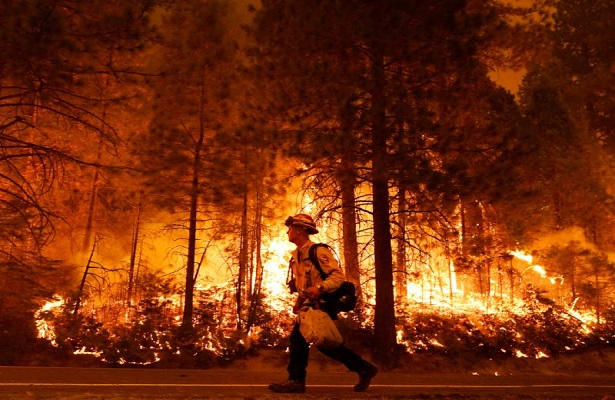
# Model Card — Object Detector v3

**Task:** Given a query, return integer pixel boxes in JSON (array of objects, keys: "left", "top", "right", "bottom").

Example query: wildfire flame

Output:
[
  {"left": 509, "top": 249, "right": 567, "bottom": 284},
  {"left": 35, "top": 297, "right": 64, "bottom": 346},
  {"left": 33, "top": 225, "right": 604, "bottom": 366},
  {"left": 509, "top": 250, "right": 549, "bottom": 278}
]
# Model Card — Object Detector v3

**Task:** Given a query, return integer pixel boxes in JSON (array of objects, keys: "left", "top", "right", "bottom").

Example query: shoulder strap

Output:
[
  {"left": 308, "top": 243, "right": 330, "bottom": 279},
  {"left": 286, "top": 256, "right": 294, "bottom": 281}
]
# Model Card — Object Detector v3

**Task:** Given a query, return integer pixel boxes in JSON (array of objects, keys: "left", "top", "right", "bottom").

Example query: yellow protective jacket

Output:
[{"left": 290, "top": 240, "right": 345, "bottom": 294}]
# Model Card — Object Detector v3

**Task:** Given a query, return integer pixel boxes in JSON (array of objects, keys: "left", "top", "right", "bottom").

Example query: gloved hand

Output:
[
  {"left": 302, "top": 286, "right": 321, "bottom": 300},
  {"left": 293, "top": 295, "right": 307, "bottom": 314}
]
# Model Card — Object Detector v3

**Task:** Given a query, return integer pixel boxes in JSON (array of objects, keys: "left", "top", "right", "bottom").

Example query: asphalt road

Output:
[{"left": 0, "top": 366, "right": 614, "bottom": 399}]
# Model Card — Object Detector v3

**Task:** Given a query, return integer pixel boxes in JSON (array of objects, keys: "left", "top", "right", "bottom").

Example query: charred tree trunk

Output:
[
  {"left": 370, "top": 46, "right": 396, "bottom": 369},
  {"left": 461, "top": 199, "right": 487, "bottom": 296},
  {"left": 508, "top": 257, "right": 515, "bottom": 302},
  {"left": 181, "top": 81, "right": 206, "bottom": 333},
  {"left": 82, "top": 81, "right": 109, "bottom": 253},
  {"left": 338, "top": 99, "right": 361, "bottom": 301},
  {"left": 246, "top": 183, "right": 264, "bottom": 333},
  {"left": 340, "top": 170, "right": 360, "bottom": 290},
  {"left": 395, "top": 186, "right": 408, "bottom": 304},
  {"left": 593, "top": 261, "right": 601, "bottom": 324},
  {"left": 181, "top": 161, "right": 199, "bottom": 333},
  {"left": 126, "top": 192, "right": 142, "bottom": 312},
  {"left": 237, "top": 190, "right": 249, "bottom": 331},
  {"left": 570, "top": 255, "right": 577, "bottom": 303},
  {"left": 74, "top": 240, "right": 97, "bottom": 315},
  {"left": 82, "top": 140, "right": 103, "bottom": 253},
  {"left": 447, "top": 256, "right": 455, "bottom": 306},
  {"left": 392, "top": 65, "right": 410, "bottom": 306}
]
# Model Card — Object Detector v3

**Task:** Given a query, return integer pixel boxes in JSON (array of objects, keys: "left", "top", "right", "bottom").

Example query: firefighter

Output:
[{"left": 268, "top": 213, "right": 378, "bottom": 393}]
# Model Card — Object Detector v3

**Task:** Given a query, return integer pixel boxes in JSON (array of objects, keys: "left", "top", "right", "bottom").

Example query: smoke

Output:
[{"left": 531, "top": 226, "right": 615, "bottom": 264}]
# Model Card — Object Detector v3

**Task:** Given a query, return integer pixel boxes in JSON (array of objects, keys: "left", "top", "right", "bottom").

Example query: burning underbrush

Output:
[{"left": 28, "top": 279, "right": 615, "bottom": 373}]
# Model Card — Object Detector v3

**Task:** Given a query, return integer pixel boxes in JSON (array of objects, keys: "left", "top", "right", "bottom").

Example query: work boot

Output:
[
  {"left": 354, "top": 363, "right": 378, "bottom": 392},
  {"left": 268, "top": 379, "right": 306, "bottom": 393}
]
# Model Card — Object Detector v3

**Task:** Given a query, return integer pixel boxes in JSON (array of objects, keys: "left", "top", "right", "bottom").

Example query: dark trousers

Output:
[{"left": 287, "top": 322, "right": 369, "bottom": 382}]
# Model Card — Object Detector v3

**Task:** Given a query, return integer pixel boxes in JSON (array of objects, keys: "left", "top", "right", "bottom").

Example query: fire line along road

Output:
[{"left": 0, "top": 367, "right": 614, "bottom": 400}]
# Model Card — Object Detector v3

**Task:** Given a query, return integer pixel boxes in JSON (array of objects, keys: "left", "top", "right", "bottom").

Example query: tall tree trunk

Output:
[
  {"left": 570, "top": 255, "right": 577, "bottom": 303},
  {"left": 448, "top": 257, "right": 455, "bottom": 306},
  {"left": 340, "top": 170, "right": 360, "bottom": 288},
  {"left": 82, "top": 140, "right": 103, "bottom": 253},
  {"left": 74, "top": 239, "right": 97, "bottom": 315},
  {"left": 461, "top": 198, "right": 487, "bottom": 296},
  {"left": 392, "top": 65, "right": 410, "bottom": 306},
  {"left": 181, "top": 161, "right": 199, "bottom": 332},
  {"left": 508, "top": 256, "right": 515, "bottom": 303},
  {"left": 237, "top": 190, "right": 249, "bottom": 331},
  {"left": 338, "top": 99, "right": 361, "bottom": 300},
  {"left": 82, "top": 76, "right": 109, "bottom": 253},
  {"left": 395, "top": 185, "right": 408, "bottom": 304},
  {"left": 593, "top": 262, "right": 601, "bottom": 324},
  {"left": 181, "top": 81, "right": 206, "bottom": 333},
  {"left": 370, "top": 46, "right": 396, "bottom": 369},
  {"left": 126, "top": 192, "right": 142, "bottom": 314},
  {"left": 247, "top": 182, "right": 264, "bottom": 333}
]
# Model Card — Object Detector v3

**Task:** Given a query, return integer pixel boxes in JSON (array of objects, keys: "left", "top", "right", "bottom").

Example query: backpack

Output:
[{"left": 308, "top": 243, "right": 357, "bottom": 317}]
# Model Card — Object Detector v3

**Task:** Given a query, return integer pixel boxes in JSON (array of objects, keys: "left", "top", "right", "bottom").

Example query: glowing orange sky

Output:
[
  {"left": 492, "top": 68, "right": 525, "bottom": 94},
  {"left": 491, "top": 0, "right": 535, "bottom": 94}
]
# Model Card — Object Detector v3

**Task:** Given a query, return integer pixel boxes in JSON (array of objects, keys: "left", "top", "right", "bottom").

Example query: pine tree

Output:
[
  {"left": 0, "top": 0, "right": 159, "bottom": 355},
  {"left": 250, "top": 0, "right": 524, "bottom": 368}
]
